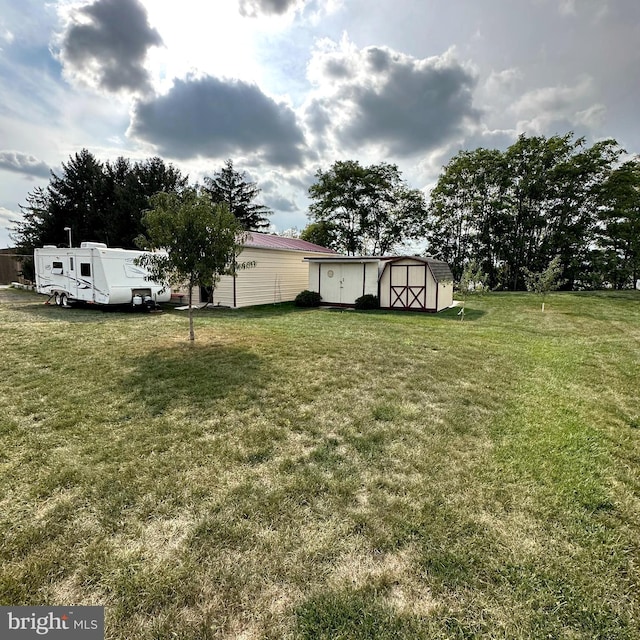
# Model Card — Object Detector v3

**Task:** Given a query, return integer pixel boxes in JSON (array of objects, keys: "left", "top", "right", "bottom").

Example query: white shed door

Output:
[{"left": 321, "top": 263, "right": 365, "bottom": 305}]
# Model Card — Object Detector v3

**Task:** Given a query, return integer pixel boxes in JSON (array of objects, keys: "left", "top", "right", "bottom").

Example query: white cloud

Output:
[
  {"left": 508, "top": 76, "right": 603, "bottom": 134},
  {"left": 303, "top": 36, "right": 479, "bottom": 157}
]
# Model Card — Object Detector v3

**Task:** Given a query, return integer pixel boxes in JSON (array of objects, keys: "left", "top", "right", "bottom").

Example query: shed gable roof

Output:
[{"left": 381, "top": 256, "right": 454, "bottom": 282}]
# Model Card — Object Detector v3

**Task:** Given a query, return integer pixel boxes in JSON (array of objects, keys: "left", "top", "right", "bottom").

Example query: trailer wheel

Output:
[
  {"left": 54, "top": 292, "right": 62, "bottom": 306},
  {"left": 60, "top": 294, "right": 70, "bottom": 308}
]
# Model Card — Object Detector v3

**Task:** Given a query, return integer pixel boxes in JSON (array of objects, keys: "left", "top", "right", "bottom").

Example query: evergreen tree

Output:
[
  {"left": 11, "top": 150, "right": 187, "bottom": 253},
  {"left": 203, "top": 159, "right": 272, "bottom": 231}
]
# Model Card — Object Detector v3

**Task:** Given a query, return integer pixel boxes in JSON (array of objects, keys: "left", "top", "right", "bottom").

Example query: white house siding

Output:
[{"left": 200, "top": 247, "right": 332, "bottom": 308}]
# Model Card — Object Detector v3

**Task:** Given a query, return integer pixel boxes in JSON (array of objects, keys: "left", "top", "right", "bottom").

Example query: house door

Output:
[{"left": 389, "top": 264, "right": 427, "bottom": 310}]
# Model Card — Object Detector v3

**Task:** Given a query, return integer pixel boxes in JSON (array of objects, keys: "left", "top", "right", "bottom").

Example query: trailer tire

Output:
[
  {"left": 54, "top": 292, "right": 62, "bottom": 306},
  {"left": 60, "top": 294, "right": 70, "bottom": 308}
]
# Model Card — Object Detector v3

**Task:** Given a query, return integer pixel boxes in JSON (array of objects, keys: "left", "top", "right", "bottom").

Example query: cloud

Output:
[
  {"left": 509, "top": 77, "right": 603, "bottom": 134},
  {"left": 0, "top": 151, "right": 50, "bottom": 178},
  {"left": 128, "top": 74, "right": 307, "bottom": 167},
  {"left": 264, "top": 193, "right": 297, "bottom": 212},
  {"left": 238, "top": 0, "right": 303, "bottom": 17},
  {"left": 304, "top": 38, "right": 479, "bottom": 157},
  {"left": 0, "top": 206, "right": 16, "bottom": 226},
  {"left": 57, "top": 0, "right": 162, "bottom": 95}
]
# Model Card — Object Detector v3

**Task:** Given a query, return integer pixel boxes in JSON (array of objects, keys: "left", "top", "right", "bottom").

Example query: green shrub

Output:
[
  {"left": 295, "top": 290, "right": 322, "bottom": 307},
  {"left": 355, "top": 294, "right": 379, "bottom": 310}
]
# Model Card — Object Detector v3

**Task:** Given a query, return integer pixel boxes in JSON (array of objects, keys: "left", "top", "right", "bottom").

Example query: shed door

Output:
[
  {"left": 389, "top": 263, "right": 428, "bottom": 310},
  {"left": 320, "top": 264, "right": 365, "bottom": 305}
]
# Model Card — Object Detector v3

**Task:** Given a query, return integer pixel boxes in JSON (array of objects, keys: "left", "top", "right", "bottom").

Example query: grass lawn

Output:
[{"left": 1, "top": 286, "right": 639, "bottom": 639}]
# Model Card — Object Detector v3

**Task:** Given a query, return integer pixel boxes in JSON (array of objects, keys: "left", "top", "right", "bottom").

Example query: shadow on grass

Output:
[
  {"left": 121, "top": 342, "right": 263, "bottom": 414},
  {"left": 1, "top": 289, "right": 164, "bottom": 323}
]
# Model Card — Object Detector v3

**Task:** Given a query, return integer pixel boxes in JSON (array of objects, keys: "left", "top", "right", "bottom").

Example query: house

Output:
[
  {"left": 304, "top": 255, "right": 454, "bottom": 312},
  {"left": 181, "top": 232, "right": 337, "bottom": 308}
]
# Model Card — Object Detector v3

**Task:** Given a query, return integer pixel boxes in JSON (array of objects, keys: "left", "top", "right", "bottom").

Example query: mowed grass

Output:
[{"left": 1, "top": 287, "right": 639, "bottom": 639}]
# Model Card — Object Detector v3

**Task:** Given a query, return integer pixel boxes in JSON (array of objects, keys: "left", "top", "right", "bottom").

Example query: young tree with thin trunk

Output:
[
  {"left": 457, "top": 261, "right": 488, "bottom": 320},
  {"left": 136, "top": 188, "right": 250, "bottom": 342},
  {"left": 522, "top": 256, "right": 563, "bottom": 311}
]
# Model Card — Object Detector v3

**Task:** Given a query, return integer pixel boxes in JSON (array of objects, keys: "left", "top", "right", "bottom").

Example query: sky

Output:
[{"left": 1, "top": 0, "right": 639, "bottom": 248}]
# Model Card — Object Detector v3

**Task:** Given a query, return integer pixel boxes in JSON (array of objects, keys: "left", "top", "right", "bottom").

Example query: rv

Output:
[{"left": 34, "top": 242, "right": 170, "bottom": 310}]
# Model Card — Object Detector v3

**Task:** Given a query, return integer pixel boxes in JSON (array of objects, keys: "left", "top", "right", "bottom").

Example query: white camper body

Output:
[{"left": 34, "top": 242, "right": 170, "bottom": 309}]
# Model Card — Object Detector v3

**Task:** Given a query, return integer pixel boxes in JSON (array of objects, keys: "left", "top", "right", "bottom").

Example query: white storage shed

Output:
[
  {"left": 305, "top": 255, "right": 454, "bottom": 312},
  {"left": 379, "top": 256, "right": 454, "bottom": 312}
]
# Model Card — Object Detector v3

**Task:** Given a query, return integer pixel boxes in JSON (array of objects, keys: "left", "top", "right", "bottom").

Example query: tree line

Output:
[
  {"left": 11, "top": 133, "right": 640, "bottom": 290},
  {"left": 10, "top": 150, "right": 272, "bottom": 262},
  {"left": 426, "top": 133, "right": 639, "bottom": 290},
  {"left": 304, "top": 134, "right": 639, "bottom": 290}
]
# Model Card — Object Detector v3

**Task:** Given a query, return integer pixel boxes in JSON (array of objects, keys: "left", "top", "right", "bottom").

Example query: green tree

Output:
[
  {"left": 102, "top": 156, "right": 188, "bottom": 248},
  {"left": 136, "top": 188, "right": 250, "bottom": 342},
  {"left": 203, "top": 159, "right": 272, "bottom": 231},
  {"left": 522, "top": 255, "right": 563, "bottom": 311},
  {"left": 308, "top": 160, "right": 426, "bottom": 255},
  {"left": 456, "top": 260, "right": 489, "bottom": 320},
  {"left": 544, "top": 139, "right": 621, "bottom": 290},
  {"left": 427, "top": 148, "right": 506, "bottom": 284},
  {"left": 427, "top": 133, "right": 623, "bottom": 290},
  {"left": 299, "top": 221, "right": 339, "bottom": 250},
  {"left": 43, "top": 149, "right": 107, "bottom": 248},
  {"left": 595, "top": 159, "right": 640, "bottom": 288},
  {"left": 11, "top": 150, "right": 187, "bottom": 253}
]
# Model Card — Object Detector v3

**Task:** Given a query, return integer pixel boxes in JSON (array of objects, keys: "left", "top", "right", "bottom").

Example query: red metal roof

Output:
[{"left": 243, "top": 232, "right": 337, "bottom": 254}]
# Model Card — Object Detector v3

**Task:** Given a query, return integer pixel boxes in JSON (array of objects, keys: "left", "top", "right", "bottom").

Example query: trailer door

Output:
[
  {"left": 76, "top": 256, "right": 94, "bottom": 302},
  {"left": 66, "top": 253, "right": 78, "bottom": 299}
]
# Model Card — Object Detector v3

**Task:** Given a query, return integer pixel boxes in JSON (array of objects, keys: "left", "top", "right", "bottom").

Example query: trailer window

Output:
[
  {"left": 69, "top": 257, "right": 74, "bottom": 270},
  {"left": 80, "top": 263, "right": 91, "bottom": 277},
  {"left": 52, "top": 261, "right": 63, "bottom": 275}
]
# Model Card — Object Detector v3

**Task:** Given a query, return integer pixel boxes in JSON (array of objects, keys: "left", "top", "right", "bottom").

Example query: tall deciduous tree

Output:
[
  {"left": 426, "top": 133, "right": 623, "bottom": 290},
  {"left": 596, "top": 159, "right": 640, "bottom": 288},
  {"left": 203, "top": 159, "right": 272, "bottom": 231},
  {"left": 308, "top": 160, "right": 426, "bottom": 255},
  {"left": 300, "top": 221, "right": 339, "bottom": 250},
  {"left": 136, "top": 188, "right": 250, "bottom": 342},
  {"left": 427, "top": 148, "right": 506, "bottom": 283}
]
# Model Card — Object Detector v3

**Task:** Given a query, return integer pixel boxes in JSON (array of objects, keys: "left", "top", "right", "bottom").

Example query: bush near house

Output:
[{"left": 295, "top": 289, "right": 322, "bottom": 307}]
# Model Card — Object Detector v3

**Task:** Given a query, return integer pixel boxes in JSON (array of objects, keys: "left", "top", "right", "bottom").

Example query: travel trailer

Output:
[{"left": 34, "top": 242, "right": 170, "bottom": 310}]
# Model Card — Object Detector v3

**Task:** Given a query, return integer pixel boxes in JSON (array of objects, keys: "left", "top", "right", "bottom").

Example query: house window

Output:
[{"left": 80, "top": 263, "right": 91, "bottom": 277}]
